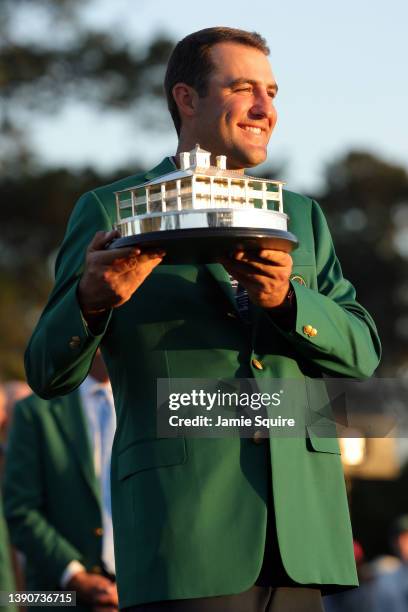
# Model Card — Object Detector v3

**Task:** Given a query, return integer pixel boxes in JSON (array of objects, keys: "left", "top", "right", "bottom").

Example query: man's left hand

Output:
[{"left": 220, "top": 249, "right": 293, "bottom": 309}]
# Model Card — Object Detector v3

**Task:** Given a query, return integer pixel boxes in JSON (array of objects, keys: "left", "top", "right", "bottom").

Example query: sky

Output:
[{"left": 29, "top": 0, "right": 408, "bottom": 194}]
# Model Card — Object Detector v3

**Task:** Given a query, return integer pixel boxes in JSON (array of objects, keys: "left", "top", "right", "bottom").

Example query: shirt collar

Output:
[{"left": 80, "top": 375, "right": 113, "bottom": 401}]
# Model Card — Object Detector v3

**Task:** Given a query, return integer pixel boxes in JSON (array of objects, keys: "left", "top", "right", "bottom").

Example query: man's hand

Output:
[
  {"left": 67, "top": 571, "right": 118, "bottom": 607},
  {"left": 78, "top": 230, "right": 165, "bottom": 318},
  {"left": 220, "top": 249, "right": 293, "bottom": 309}
]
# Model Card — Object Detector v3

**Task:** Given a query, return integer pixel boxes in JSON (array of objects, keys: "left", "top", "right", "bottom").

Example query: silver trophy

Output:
[{"left": 110, "top": 144, "right": 298, "bottom": 263}]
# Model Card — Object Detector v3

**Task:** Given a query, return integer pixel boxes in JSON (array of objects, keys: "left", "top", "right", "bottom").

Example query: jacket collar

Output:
[
  {"left": 143, "top": 156, "right": 177, "bottom": 182},
  {"left": 204, "top": 263, "right": 238, "bottom": 313},
  {"left": 204, "top": 263, "right": 262, "bottom": 339}
]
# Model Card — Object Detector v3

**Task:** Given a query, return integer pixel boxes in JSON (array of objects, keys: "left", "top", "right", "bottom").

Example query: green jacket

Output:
[
  {"left": 3, "top": 391, "right": 104, "bottom": 611},
  {"left": 24, "top": 157, "right": 381, "bottom": 607}
]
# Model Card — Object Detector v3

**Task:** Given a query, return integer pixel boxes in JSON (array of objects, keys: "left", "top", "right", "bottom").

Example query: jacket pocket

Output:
[
  {"left": 117, "top": 437, "right": 187, "bottom": 480},
  {"left": 306, "top": 426, "right": 341, "bottom": 454}
]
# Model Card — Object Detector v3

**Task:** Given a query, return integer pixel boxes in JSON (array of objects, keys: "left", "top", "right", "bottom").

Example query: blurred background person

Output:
[
  {"left": 1, "top": 381, "right": 31, "bottom": 473},
  {"left": 1, "top": 382, "right": 31, "bottom": 459},
  {"left": 1, "top": 379, "right": 31, "bottom": 597},
  {"left": 1, "top": 379, "right": 31, "bottom": 481},
  {"left": 3, "top": 382, "right": 31, "bottom": 431},
  {"left": 0, "top": 380, "right": 30, "bottom": 599},
  {"left": 371, "top": 515, "right": 408, "bottom": 612},
  {"left": 3, "top": 351, "right": 117, "bottom": 612}
]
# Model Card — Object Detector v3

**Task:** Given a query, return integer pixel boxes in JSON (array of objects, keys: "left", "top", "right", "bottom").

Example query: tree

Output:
[
  {"left": 319, "top": 151, "right": 408, "bottom": 373},
  {"left": 0, "top": 0, "right": 174, "bottom": 175},
  {"left": 0, "top": 0, "right": 174, "bottom": 378}
]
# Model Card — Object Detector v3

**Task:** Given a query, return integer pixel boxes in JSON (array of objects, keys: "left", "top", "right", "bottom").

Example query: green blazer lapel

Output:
[
  {"left": 251, "top": 303, "right": 267, "bottom": 342},
  {"left": 143, "top": 157, "right": 176, "bottom": 182},
  {"left": 205, "top": 263, "right": 262, "bottom": 348},
  {"left": 205, "top": 263, "right": 240, "bottom": 314},
  {"left": 51, "top": 391, "right": 101, "bottom": 505}
]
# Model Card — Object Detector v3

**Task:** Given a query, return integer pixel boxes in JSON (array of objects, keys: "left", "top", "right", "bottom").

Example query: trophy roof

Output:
[
  {"left": 190, "top": 143, "right": 211, "bottom": 155},
  {"left": 115, "top": 145, "right": 285, "bottom": 194},
  {"left": 116, "top": 166, "right": 285, "bottom": 194}
]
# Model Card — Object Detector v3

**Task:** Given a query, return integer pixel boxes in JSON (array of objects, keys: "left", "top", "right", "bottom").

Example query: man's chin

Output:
[
  {"left": 240, "top": 149, "right": 267, "bottom": 170},
  {"left": 227, "top": 147, "right": 267, "bottom": 171}
]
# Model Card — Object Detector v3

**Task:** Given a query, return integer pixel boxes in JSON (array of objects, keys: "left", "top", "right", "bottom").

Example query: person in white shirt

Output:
[{"left": 4, "top": 351, "right": 118, "bottom": 611}]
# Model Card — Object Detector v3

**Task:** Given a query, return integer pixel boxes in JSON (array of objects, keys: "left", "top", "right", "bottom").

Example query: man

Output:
[
  {"left": 2, "top": 381, "right": 31, "bottom": 438},
  {"left": 24, "top": 27, "right": 381, "bottom": 611},
  {"left": 1, "top": 380, "right": 31, "bottom": 603},
  {"left": 4, "top": 352, "right": 118, "bottom": 611}
]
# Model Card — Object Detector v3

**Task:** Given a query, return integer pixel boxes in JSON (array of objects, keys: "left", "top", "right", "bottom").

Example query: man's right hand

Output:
[
  {"left": 78, "top": 230, "right": 165, "bottom": 319},
  {"left": 66, "top": 571, "right": 118, "bottom": 607}
]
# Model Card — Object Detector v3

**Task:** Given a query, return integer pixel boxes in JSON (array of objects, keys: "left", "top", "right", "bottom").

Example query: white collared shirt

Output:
[{"left": 61, "top": 376, "right": 116, "bottom": 586}]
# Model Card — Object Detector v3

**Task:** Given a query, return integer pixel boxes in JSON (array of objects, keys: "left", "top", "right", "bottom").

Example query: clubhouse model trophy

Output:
[{"left": 110, "top": 144, "right": 298, "bottom": 263}]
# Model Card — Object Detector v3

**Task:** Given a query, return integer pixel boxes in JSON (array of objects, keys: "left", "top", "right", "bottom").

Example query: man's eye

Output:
[{"left": 235, "top": 87, "right": 252, "bottom": 93}]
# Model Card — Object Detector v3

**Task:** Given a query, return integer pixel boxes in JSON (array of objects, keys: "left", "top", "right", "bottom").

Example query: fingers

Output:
[
  {"left": 222, "top": 264, "right": 265, "bottom": 291},
  {"left": 92, "top": 582, "right": 118, "bottom": 607},
  {"left": 221, "top": 257, "right": 283, "bottom": 280},
  {"left": 108, "top": 249, "right": 166, "bottom": 274},
  {"left": 93, "top": 593, "right": 117, "bottom": 607},
  {"left": 86, "top": 229, "right": 166, "bottom": 271},
  {"left": 86, "top": 231, "right": 141, "bottom": 267},
  {"left": 220, "top": 249, "right": 292, "bottom": 280},
  {"left": 88, "top": 231, "right": 165, "bottom": 259},
  {"left": 88, "top": 230, "right": 121, "bottom": 252},
  {"left": 233, "top": 249, "right": 292, "bottom": 266}
]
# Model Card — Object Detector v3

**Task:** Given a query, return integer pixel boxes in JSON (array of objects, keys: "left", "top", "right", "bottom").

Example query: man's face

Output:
[{"left": 192, "top": 42, "right": 278, "bottom": 170}]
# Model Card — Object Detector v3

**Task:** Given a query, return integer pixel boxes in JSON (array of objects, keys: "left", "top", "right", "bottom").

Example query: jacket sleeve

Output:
[
  {"left": 270, "top": 199, "right": 381, "bottom": 378},
  {"left": 24, "top": 191, "right": 113, "bottom": 399},
  {"left": 3, "top": 400, "right": 83, "bottom": 584}
]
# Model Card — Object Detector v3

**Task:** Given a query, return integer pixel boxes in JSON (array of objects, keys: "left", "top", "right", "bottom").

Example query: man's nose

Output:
[{"left": 250, "top": 91, "right": 275, "bottom": 120}]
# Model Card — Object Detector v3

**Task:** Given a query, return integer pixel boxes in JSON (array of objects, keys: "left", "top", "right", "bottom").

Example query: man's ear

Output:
[{"left": 172, "top": 83, "right": 199, "bottom": 120}]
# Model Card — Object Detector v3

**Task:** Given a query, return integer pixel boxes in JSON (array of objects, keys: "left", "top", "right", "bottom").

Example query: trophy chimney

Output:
[
  {"left": 216, "top": 155, "right": 227, "bottom": 170},
  {"left": 179, "top": 152, "right": 191, "bottom": 170},
  {"left": 190, "top": 144, "right": 211, "bottom": 169}
]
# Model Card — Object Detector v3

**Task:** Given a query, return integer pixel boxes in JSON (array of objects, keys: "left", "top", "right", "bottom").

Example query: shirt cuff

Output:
[
  {"left": 266, "top": 285, "right": 297, "bottom": 330},
  {"left": 60, "top": 560, "right": 86, "bottom": 588}
]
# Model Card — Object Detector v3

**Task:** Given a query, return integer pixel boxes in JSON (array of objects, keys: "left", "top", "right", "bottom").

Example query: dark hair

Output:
[{"left": 164, "top": 27, "right": 270, "bottom": 135}]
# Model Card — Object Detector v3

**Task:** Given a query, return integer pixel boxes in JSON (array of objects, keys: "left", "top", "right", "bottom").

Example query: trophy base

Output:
[{"left": 108, "top": 227, "right": 298, "bottom": 264}]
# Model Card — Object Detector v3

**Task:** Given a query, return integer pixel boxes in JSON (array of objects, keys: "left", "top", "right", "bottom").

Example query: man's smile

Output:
[{"left": 237, "top": 123, "right": 269, "bottom": 140}]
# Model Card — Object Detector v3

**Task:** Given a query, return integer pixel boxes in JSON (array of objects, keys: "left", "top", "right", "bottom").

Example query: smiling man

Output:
[
  {"left": 171, "top": 40, "right": 278, "bottom": 169},
  {"left": 25, "top": 27, "right": 381, "bottom": 612}
]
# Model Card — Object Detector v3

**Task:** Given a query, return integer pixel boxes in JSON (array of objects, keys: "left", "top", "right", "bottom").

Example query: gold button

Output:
[
  {"left": 252, "top": 358, "right": 264, "bottom": 371},
  {"left": 303, "top": 325, "right": 313, "bottom": 337},
  {"left": 69, "top": 336, "right": 81, "bottom": 349},
  {"left": 90, "top": 565, "right": 102, "bottom": 574},
  {"left": 310, "top": 327, "right": 318, "bottom": 337},
  {"left": 252, "top": 431, "right": 264, "bottom": 444},
  {"left": 291, "top": 274, "right": 306, "bottom": 287},
  {"left": 94, "top": 527, "right": 103, "bottom": 537}
]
